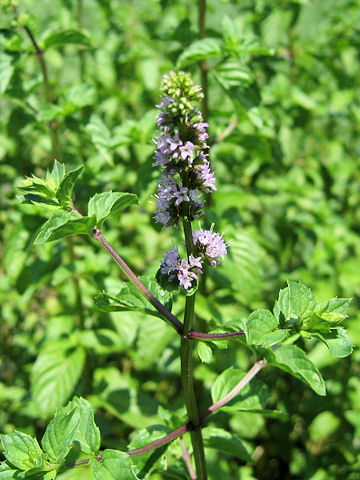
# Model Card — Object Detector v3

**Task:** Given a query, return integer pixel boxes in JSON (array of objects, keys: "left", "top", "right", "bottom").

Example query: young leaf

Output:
[
  {"left": 55, "top": 166, "right": 84, "bottom": 209},
  {"left": 312, "top": 328, "right": 353, "bottom": 358},
  {"left": 197, "top": 342, "right": 214, "bottom": 363},
  {"left": 1, "top": 432, "right": 45, "bottom": 471},
  {"left": 211, "top": 368, "right": 269, "bottom": 412},
  {"left": 274, "top": 281, "right": 316, "bottom": 324},
  {"left": 51, "top": 161, "right": 66, "bottom": 184},
  {"left": 35, "top": 211, "right": 96, "bottom": 244},
  {"left": 314, "top": 298, "right": 352, "bottom": 324},
  {"left": 176, "top": 38, "right": 223, "bottom": 68},
  {"left": 31, "top": 341, "right": 86, "bottom": 418},
  {"left": 69, "top": 397, "right": 101, "bottom": 455},
  {"left": 245, "top": 309, "right": 278, "bottom": 346},
  {"left": 267, "top": 344, "right": 326, "bottom": 396},
  {"left": 41, "top": 404, "right": 80, "bottom": 465},
  {"left": 87, "top": 192, "right": 138, "bottom": 226},
  {"left": 89, "top": 450, "right": 138, "bottom": 480},
  {"left": 43, "top": 30, "right": 92, "bottom": 49},
  {"left": 202, "top": 427, "right": 252, "bottom": 463}
]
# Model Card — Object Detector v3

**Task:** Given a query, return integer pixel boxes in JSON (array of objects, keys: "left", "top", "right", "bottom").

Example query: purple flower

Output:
[
  {"left": 160, "top": 249, "right": 203, "bottom": 290},
  {"left": 193, "top": 227, "right": 227, "bottom": 266},
  {"left": 154, "top": 174, "right": 204, "bottom": 227}
]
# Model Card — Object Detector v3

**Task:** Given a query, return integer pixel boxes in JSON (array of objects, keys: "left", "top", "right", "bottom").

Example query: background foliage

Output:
[{"left": 1, "top": 0, "right": 359, "bottom": 479}]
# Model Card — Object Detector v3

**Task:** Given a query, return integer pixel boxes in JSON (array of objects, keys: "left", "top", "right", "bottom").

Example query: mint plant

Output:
[{"left": 0, "top": 71, "right": 353, "bottom": 480}]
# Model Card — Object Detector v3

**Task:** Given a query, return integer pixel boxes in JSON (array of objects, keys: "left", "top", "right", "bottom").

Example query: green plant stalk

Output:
[
  {"left": 198, "top": 0, "right": 208, "bottom": 122},
  {"left": 22, "top": 25, "right": 61, "bottom": 161},
  {"left": 181, "top": 216, "right": 207, "bottom": 480}
]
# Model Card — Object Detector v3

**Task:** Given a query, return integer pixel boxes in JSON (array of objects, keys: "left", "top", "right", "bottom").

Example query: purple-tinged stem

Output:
[
  {"left": 181, "top": 438, "right": 197, "bottom": 480},
  {"left": 92, "top": 228, "right": 184, "bottom": 335},
  {"left": 200, "top": 359, "right": 265, "bottom": 422},
  {"left": 66, "top": 359, "right": 265, "bottom": 468},
  {"left": 188, "top": 331, "right": 245, "bottom": 340}
]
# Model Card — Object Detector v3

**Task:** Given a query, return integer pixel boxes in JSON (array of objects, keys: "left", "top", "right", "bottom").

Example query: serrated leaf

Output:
[
  {"left": 267, "top": 344, "right": 326, "bottom": 396},
  {"left": 34, "top": 211, "right": 96, "bottom": 244},
  {"left": 275, "top": 281, "right": 316, "bottom": 324},
  {"left": 31, "top": 341, "right": 86, "bottom": 418},
  {"left": 90, "top": 450, "right": 138, "bottom": 480},
  {"left": 41, "top": 405, "right": 80, "bottom": 464},
  {"left": 202, "top": 427, "right": 252, "bottom": 462},
  {"left": 56, "top": 166, "right": 84, "bottom": 209},
  {"left": 51, "top": 161, "right": 66, "bottom": 184},
  {"left": 315, "top": 298, "right": 352, "bottom": 324},
  {"left": 43, "top": 30, "right": 92, "bottom": 49},
  {"left": 87, "top": 192, "right": 138, "bottom": 226},
  {"left": 177, "top": 38, "right": 223, "bottom": 68},
  {"left": 312, "top": 328, "right": 353, "bottom": 358},
  {"left": 215, "top": 61, "right": 253, "bottom": 87},
  {"left": 127, "top": 425, "right": 171, "bottom": 477},
  {"left": 211, "top": 368, "right": 269, "bottom": 412},
  {"left": 68, "top": 397, "right": 101, "bottom": 455},
  {"left": 1, "top": 432, "right": 45, "bottom": 471},
  {"left": 246, "top": 309, "right": 279, "bottom": 346},
  {"left": 0, "top": 53, "right": 15, "bottom": 95}
]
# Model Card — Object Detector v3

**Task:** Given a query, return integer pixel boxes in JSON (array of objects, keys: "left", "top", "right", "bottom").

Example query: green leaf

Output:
[
  {"left": 211, "top": 368, "right": 269, "bottom": 412},
  {"left": 87, "top": 192, "right": 138, "bottom": 226},
  {"left": 34, "top": 211, "right": 96, "bottom": 244},
  {"left": 55, "top": 166, "right": 84, "bottom": 209},
  {"left": 314, "top": 298, "right": 352, "bottom": 324},
  {"left": 246, "top": 309, "right": 279, "bottom": 346},
  {"left": 51, "top": 161, "right": 66, "bottom": 184},
  {"left": 127, "top": 425, "right": 171, "bottom": 477},
  {"left": 267, "top": 344, "right": 326, "bottom": 396},
  {"left": 215, "top": 61, "right": 253, "bottom": 88},
  {"left": 1, "top": 432, "right": 45, "bottom": 471},
  {"left": 90, "top": 450, "right": 138, "bottom": 480},
  {"left": 313, "top": 328, "right": 353, "bottom": 358},
  {"left": 43, "top": 30, "right": 92, "bottom": 49},
  {"left": 95, "top": 281, "right": 165, "bottom": 321},
  {"left": 41, "top": 397, "right": 100, "bottom": 465},
  {"left": 274, "top": 281, "right": 316, "bottom": 324},
  {"left": 177, "top": 38, "right": 223, "bottom": 68},
  {"left": 197, "top": 342, "right": 213, "bottom": 363},
  {"left": 202, "top": 427, "right": 252, "bottom": 462},
  {"left": 41, "top": 404, "right": 80, "bottom": 465},
  {"left": 67, "top": 397, "right": 101, "bottom": 455},
  {"left": 31, "top": 341, "right": 86, "bottom": 418},
  {"left": 0, "top": 53, "right": 15, "bottom": 95}
]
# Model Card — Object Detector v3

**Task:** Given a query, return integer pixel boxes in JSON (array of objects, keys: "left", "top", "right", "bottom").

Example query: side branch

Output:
[
  {"left": 67, "top": 359, "right": 265, "bottom": 467},
  {"left": 92, "top": 228, "right": 184, "bottom": 335}
]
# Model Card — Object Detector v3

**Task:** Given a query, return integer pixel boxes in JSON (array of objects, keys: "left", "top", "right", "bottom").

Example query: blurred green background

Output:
[{"left": 1, "top": 0, "right": 359, "bottom": 478}]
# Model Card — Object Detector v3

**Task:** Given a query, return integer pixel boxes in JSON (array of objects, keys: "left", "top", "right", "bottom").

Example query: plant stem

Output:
[
  {"left": 181, "top": 217, "right": 207, "bottom": 480},
  {"left": 23, "top": 25, "right": 61, "bottom": 161},
  {"left": 67, "top": 359, "right": 266, "bottom": 466},
  {"left": 77, "top": 0, "right": 86, "bottom": 81},
  {"left": 92, "top": 228, "right": 184, "bottom": 334},
  {"left": 198, "top": 0, "right": 208, "bottom": 122}
]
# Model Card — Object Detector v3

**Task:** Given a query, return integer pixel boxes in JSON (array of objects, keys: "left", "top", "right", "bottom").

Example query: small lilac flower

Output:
[
  {"left": 160, "top": 249, "right": 203, "bottom": 290},
  {"left": 193, "top": 227, "right": 227, "bottom": 266}
]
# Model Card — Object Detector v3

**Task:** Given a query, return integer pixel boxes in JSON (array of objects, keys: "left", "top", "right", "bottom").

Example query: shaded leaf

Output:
[
  {"left": 267, "top": 344, "right": 326, "bottom": 396},
  {"left": 31, "top": 341, "right": 86, "bottom": 418},
  {"left": 202, "top": 427, "right": 252, "bottom": 462}
]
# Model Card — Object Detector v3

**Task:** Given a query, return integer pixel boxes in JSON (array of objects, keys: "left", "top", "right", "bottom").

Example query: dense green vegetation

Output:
[{"left": 0, "top": 1, "right": 359, "bottom": 479}]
